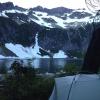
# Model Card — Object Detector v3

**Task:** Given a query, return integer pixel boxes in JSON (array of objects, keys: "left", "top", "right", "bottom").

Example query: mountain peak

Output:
[
  {"left": 0, "top": 2, "right": 14, "bottom": 10},
  {"left": 33, "top": 6, "right": 44, "bottom": 10},
  {"left": 30, "top": 6, "right": 74, "bottom": 15}
]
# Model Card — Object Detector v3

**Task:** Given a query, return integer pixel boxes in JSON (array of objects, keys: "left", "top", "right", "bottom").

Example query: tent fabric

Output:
[{"left": 49, "top": 74, "right": 100, "bottom": 100}]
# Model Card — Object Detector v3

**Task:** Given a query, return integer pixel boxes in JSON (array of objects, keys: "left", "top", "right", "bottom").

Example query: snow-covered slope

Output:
[
  {"left": 4, "top": 34, "right": 68, "bottom": 58},
  {"left": 0, "top": 2, "right": 94, "bottom": 29},
  {"left": 31, "top": 9, "right": 93, "bottom": 28},
  {"left": 53, "top": 50, "right": 68, "bottom": 58},
  {"left": 5, "top": 43, "right": 68, "bottom": 58},
  {"left": 1, "top": 10, "right": 92, "bottom": 28},
  {"left": 0, "top": 2, "right": 95, "bottom": 59}
]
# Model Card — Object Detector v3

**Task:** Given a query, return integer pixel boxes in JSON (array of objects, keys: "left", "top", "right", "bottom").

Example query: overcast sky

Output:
[{"left": 0, "top": 0, "right": 87, "bottom": 9}]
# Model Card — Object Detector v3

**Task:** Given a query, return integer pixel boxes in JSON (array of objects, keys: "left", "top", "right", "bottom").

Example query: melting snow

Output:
[
  {"left": 30, "top": 11, "right": 92, "bottom": 28},
  {"left": 0, "top": 11, "right": 8, "bottom": 17},
  {"left": 3, "top": 10, "right": 28, "bottom": 15},
  {"left": 4, "top": 34, "right": 68, "bottom": 59},
  {"left": 53, "top": 50, "right": 68, "bottom": 58},
  {"left": 0, "top": 55, "right": 5, "bottom": 58},
  {"left": 4, "top": 34, "right": 50, "bottom": 58},
  {"left": 0, "top": 9, "right": 93, "bottom": 28}
]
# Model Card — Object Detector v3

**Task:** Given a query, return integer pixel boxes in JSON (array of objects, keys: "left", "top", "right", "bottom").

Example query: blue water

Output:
[{"left": 0, "top": 58, "right": 83, "bottom": 73}]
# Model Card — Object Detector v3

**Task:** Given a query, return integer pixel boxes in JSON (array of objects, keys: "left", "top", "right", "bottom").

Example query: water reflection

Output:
[{"left": 0, "top": 58, "right": 83, "bottom": 73}]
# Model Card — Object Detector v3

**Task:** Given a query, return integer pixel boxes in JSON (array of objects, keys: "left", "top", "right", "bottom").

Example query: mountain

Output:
[
  {"left": 0, "top": 2, "right": 93, "bottom": 28},
  {"left": 0, "top": 2, "right": 95, "bottom": 58},
  {"left": 31, "top": 6, "right": 73, "bottom": 14}
]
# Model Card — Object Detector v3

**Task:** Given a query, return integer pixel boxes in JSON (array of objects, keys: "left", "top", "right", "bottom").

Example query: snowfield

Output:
[
  {"left": 0, "top": 5, "right": 94, "bottom": 58},
  {"left": 0, "top": 8, "right": 94, "bottom": 28},
  {"left": 4, "top": 34, "right": 68, "bottom": 59},
  {"left": 5, "top": 43, "right": 68, "bottom": 59}
]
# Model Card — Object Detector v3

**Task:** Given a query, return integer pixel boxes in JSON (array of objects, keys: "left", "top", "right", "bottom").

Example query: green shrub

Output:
[
  {"left": 1, "top": 61, "right": 54, "bottom": 100},
  {"left": 67, "top": 50, "right": 85, "bottom": 58},
  {"left": 0, "top": 65, "right": 7, "bottom": 74},
  {"left": 63, "top": 63, "right": 79, "bottom": 75}
]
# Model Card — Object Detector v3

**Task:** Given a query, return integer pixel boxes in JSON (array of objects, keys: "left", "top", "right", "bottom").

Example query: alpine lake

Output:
[{"left": 0, "top": 58, "right": 83, "bottom": 74}]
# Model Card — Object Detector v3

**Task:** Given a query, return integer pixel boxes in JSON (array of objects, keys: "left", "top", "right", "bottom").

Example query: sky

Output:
[{"left": 0, "top": 0, "right": 87, "bottom": 9}]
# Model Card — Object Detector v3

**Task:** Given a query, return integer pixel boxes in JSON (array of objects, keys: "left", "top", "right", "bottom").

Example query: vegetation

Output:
[
  {"left": 67, "top": 50, "right": 85, "bottom": 58},
  {"left": 0, "top": 60, "right": 83, "bottom": 100},
  {"left": 63, "top": 62, "right": 81, "bottom": 75},
  {"left": 0, "top": 65, "right": 7, "bottom": 74},
  {"left": 0, "top": 61, "right": 54, "bottom": 100}
]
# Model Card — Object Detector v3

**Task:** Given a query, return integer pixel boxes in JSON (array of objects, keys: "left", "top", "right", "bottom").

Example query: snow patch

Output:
[
  {"left": 5, "top": 43, "right": 33, "bottom": 58},
  {"left": 0, "top": 11, "right": 8, "bottom": 17},
  {"left": 53, "top": 50, "right": 68, "bottom": 58},
  {"left": 30, "top": 11, "right": 92, "bottom": 28},
  {"left": 0, "top": 9, "right": 93, "bottom": 28},
  {"left": 3, "top": 33, "right": 68, "bottom": 59},
  {"left": 4, "top": 34, "right": 50, "bottom": 58},
  {"left": 4, "top": 10, "right": 28, "bottom": 15},
  {"left": 0, "top": 55, "right": 5, "bottom": 58}
]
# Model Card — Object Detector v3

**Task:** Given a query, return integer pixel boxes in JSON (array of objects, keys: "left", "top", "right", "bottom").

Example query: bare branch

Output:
[{"left": 85, "top": 0, "right": 100, "bottom": 12}]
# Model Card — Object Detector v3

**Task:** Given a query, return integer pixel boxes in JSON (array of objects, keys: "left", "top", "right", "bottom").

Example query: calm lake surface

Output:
[{"left": 0, "top": 58, "right": 83, "bottom": 73}]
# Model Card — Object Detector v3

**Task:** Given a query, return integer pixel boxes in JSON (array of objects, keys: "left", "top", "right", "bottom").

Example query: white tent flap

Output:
[{"left": 49, "top": 74, "right": 100, "bottom": 100}]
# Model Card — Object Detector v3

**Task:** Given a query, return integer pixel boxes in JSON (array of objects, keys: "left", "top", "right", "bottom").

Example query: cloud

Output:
[{"left": 0, "top": 0, "right": 87, "bottom": 9}]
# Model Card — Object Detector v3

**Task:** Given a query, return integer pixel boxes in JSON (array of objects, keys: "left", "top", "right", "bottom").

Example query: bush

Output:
[
  {"left": 63, "top": 63, "right": 79, "bottom": 75},
  {"left": 67, "top": 50, "right": 85, "bottom": 58},
  {"left": 0, "top": 65, "right": 7, "bottom": 74},
  {"left": 1, "top": 61, "right": 54, "bottom": 100}
]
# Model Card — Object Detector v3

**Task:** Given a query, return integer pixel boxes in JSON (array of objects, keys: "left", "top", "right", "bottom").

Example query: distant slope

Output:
[{"left": 0, "top": 2, "right": 95, "bottom": 58}]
